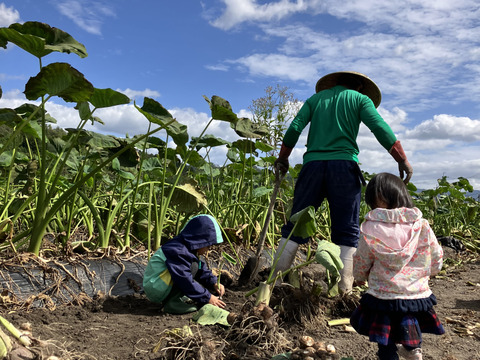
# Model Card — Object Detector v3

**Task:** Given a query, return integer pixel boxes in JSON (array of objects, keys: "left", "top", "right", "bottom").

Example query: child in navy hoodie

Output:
[{"left": 143, "top": 214, "right": 226, "bottom": 314}]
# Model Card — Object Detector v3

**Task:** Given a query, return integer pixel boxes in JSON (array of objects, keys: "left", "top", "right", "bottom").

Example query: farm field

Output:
[
  {"left": 2, "top": 246, "right": 479, "bottom": 360},
  {"left": 1, "top": 20, "right": 480, "bottom": 360}
]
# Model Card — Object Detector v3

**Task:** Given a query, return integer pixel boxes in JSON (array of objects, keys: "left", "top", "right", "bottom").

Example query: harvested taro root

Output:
[
  {"left": 225, "top": 300, "right": 290, "bottom": 358},
  {"left": 291, "top": 335, "right": 340, "bottom": 360}
]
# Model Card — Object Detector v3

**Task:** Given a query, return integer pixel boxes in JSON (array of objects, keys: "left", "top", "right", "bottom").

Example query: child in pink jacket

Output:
[{"left": 350, "top": 172, "right": 444, "bottom": 360}]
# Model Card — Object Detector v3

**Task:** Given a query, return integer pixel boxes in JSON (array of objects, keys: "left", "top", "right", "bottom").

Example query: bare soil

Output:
[{"left": 1, "top": 246, "right": 479, "bottom": 360}]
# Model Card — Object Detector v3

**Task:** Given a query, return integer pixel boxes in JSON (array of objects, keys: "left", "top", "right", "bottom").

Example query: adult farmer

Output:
[{"left": 272, "top": 71, "right": 413, "bottom": 293}]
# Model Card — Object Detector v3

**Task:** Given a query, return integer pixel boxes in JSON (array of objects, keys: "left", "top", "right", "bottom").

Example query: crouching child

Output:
[{"left": 143, "top": 214, "right": 226, "bottom": 314}]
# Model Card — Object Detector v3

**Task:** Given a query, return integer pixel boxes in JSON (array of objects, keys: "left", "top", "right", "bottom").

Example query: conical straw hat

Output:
[{"left": 315, "top": 71, "right": 381, "bottom": 108}]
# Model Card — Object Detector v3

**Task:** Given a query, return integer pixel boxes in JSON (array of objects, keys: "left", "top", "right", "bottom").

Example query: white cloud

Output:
[
  {"left": 118, "top": 88, "right": 161, "bottom": 101},
  {"left": 0, "top": 74, "right": 26, "bottom": 82},
  {"left": 232, "top": 53, "right": 318, "bottom": 82},
  {"left": 54, "top": 0, "right": 115, "bottom": 35},
  {"left": 377, "top": 107, "right": 409, "bottom": 133},
  {"left": 208, "top": 1, "right": 480, "bottom": 113},
  {"left": 357, "top": 141, "right": 480, "bottom": 190},
  {"left": 321, "top": 0, "right": 480, "bottom": 38},
  {"left": 205, "top": 64, "right": 230, "bottom": 72},
  {"left": 209, "top": 0, "right": 309, "bottom": 30},
  {"left": 407, "top": 149, "right": 480, "bottom": 190},
  {"left": 170, "top": 107, "right": 239, "bottom": 141},
  {"left": 0, "top": 89, "right": 25, "bottom": 102},
  {"left": 406, "top": 114, "right": 480, "bottom": 142},
  {"left": 356, "top": 110, "right": 480, "bottom": 189},
  {"left": 229, "top": 27, "right": 478, "bottom": 109},
  {"left": 209, "top": 0, "right": 480, "bottom": 38},
  {"left": 44, "top": 102, "right": 83, "bottom": 128},
  {"left": 0, "top": 3, "right": 20, "bottom": 26}
]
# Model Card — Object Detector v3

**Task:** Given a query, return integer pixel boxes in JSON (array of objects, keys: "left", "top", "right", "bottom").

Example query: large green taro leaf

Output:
[
  {"left": 203, "top": 95, "right": 238, "bottom": 123},
  {"left": 290, "top": 205, "right": 317, "bottom": 239},
  {"left": 24, "top": 62, "right": 94, "bottom": 103},
  {"left": 136, "top": 97, "right": 188, "bottom": 148},
  {"left": 0, "top": 21, "right": 87, "bottom": 58},
  {"left": 89, "top": 88, "right": 130, "bottom": 109}
]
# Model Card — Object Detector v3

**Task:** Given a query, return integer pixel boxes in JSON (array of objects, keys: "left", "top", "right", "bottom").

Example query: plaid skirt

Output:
[{"left": 350, "top": 293, "right": 445, "bottom": 347}]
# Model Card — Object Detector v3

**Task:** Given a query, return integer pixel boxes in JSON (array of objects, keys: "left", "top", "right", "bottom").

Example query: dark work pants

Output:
[
  {"left": 164, "top": 262, "right": 200, "bottom": 303},
  {"left": 281, "top": 160, "right": 363, "bottom": 247}
]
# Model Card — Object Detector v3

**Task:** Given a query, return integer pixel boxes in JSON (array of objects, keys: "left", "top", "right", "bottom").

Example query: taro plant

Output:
[
  {"left": 247, "top": 206, "right": 318, "bottom": 303},
  {"left": 314, "top": 239, "right": 344, "bottom": 297},
  {"left": 136, "top": 95, "right": 268, "bottom": 252},
  {"left": 246, "top": 205, "right": 346, "bottom": 301},
  {"left": 0, "top": 22, "right": 175, "bottom": 254},
  {"left": 267, "top": 206, "right": 318, "bottom": 283},
  {"left": 216, "top": 251, "right": 237, "bottom": 295},
  {"left": 413, "top": 176, "right": 480, "bottom": 252}
]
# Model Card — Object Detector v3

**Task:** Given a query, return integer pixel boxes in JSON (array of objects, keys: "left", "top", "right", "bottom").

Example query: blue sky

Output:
[{"left": 1, "top": 0, "right": 480, "bottom": 190}]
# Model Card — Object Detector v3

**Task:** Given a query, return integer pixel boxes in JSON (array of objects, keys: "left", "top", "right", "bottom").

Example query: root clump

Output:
[
  {"left": 225, "top": 300, "right": 291, "bottom": 359},
  {"left": 152, "top": 325, "right": 226, "bottom": 360}
]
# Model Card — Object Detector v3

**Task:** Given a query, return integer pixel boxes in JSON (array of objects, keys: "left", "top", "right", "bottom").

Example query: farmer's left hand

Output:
[{"left": 398, "top": 160, "right": 413, "bottom": 184}]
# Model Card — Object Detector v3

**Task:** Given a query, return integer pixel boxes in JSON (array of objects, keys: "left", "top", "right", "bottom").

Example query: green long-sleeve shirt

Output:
[{"left": 283, "top": 85, "right": 397, "bottom": 164}]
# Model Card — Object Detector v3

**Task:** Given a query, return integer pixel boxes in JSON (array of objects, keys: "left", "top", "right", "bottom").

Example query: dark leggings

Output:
[{"left": 378, "top": 344, "right": 399, "bottom": 360}]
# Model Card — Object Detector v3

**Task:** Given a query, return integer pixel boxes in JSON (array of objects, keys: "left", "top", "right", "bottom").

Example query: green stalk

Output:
[
  {"left": 0, "top": 328, "right": 12, "bottom": 358},
  {"left": 154, "top": 134, "right": 170, "bottom": 250},
  {"left": 27, "top": 123, "right": 171, "bottom": 254},
  {"left": 123, "top": 123, "right": 152, "bottom": 249},
  {"left": 77, "top": 190, "right": 105, "bottom": 246},
  {"left": 146, "top": 182, "right": 154, "bottom": 259},
  {"left": 245, "top": 258, "right": 316, "bottom": 297},
  {"left": 0, "top": 315, "right": 31, "bottom": 347},
  {"left": 266, "top": 220, "right": 300, "bottom": 282},
  {"left": 231, "top": 153, "right": 247, "bottom": 227},
  {"left": 155, "top": 118, "right": 215, "bottom": 250}
]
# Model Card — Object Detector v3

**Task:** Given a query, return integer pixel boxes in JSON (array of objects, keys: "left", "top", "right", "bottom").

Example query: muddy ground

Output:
[{"left": 1, "top": 246, "right": 479, "bottom": 360}]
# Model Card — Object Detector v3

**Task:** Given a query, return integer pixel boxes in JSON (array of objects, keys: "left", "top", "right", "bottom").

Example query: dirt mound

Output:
[{"left": 0, "top": 248, "right": 479, "bottom": 359}]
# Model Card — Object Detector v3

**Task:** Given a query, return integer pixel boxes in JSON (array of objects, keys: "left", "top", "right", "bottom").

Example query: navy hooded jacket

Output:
[{"left": 143, "top": 214, "right": 223, "bottom": 305}]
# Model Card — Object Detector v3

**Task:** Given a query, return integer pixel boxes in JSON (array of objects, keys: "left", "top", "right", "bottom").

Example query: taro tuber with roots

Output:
[{"left": 290, "top": 335, "right": 340, "bottom": 360}]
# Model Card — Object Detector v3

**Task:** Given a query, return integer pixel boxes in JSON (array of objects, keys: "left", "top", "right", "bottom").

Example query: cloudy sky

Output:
[{"left": 1, "top": 0, "right": 480, "bottom": 190}]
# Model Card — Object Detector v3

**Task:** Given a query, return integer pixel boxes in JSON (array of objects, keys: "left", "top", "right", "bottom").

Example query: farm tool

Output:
[{"left": 238, "top": 168, "right": 285, "bottom": 286}]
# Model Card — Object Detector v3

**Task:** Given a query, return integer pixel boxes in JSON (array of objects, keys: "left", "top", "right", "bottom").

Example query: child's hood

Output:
[
  {"left": 176, "top": 214, "right": 223, "bottom": 251},
  {"left": 361, "top": 207, "right": 426, "bottom": 260}
]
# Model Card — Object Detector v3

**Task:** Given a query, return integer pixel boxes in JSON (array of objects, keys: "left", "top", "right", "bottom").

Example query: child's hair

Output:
[{"left": 365, "top": 172, "right": 414, "bottom": 209}]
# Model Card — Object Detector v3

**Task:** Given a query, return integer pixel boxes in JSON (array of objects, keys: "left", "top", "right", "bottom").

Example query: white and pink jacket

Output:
[{"left": 353, "top": 207, "right": 443, "bottom": 300}]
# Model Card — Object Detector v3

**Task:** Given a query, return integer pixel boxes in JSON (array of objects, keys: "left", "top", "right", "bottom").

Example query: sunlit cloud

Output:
[
  {"left": 118, "top": 88, "right": 161, "bottom": 101},
  {"left": 0, "top": 3, "right": 20, "bottom": 26},
  {"left": 406, "top": 114, "right": 480, "bottom": 142},
  {"left": 207, "top": 1, "right": 480, "bottom": 112},
  {"left": 205, "top": 64, "right": 230, "bottom": 72},
  {"left": 208, "top": 0, "right": 309, "bottom": 30},
  {"left": 54, "top": 0, "right": 115, "bottom": 35},
  {"left": 232, "top": 53, "right": 317, "bottom": 82}
]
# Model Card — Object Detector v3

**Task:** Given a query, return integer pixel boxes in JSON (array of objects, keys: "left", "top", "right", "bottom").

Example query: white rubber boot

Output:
[
  {"left": 397, "top": 345, "right": 422, "bottom": 360},
  {"left": 338, "top": 245, "right": 356, "bottom": 294},
  {"left": 271, "top": 237, "right": 299, "bottom": 282}
]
